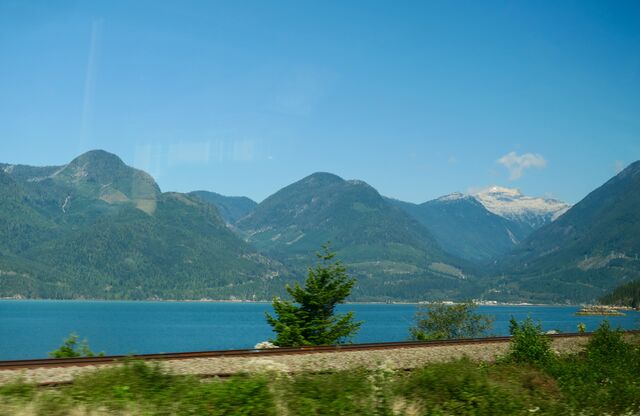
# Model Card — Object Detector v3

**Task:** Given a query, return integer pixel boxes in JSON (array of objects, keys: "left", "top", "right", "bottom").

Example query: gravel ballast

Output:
[{"left": 0, "top": 336, "right": 591, "bottom": 386}]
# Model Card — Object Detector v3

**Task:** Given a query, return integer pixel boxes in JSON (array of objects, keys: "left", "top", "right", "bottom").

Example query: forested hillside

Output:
[
  {"left": 236, "top": 172, "right": 475, "bottom": 300},
  {"left": 0, "top": 151, "right": 282, "bottom": 300}
]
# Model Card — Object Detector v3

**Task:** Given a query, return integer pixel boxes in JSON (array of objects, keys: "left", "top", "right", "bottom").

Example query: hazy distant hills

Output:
[
  {"left": 489, "top": 161, "right": 640, "bottom": 303},
  {"left": 189, "top": 191, "right": 257, "bottom": 224},
  {"left": 0, "top": 150, "right": 281, "bottom": 300},
  {"left": 387, "top": 193, "right": 532, "bottom": 262},
  {"left": 1, "top": 149, "right": 639, "bottom": 303}
]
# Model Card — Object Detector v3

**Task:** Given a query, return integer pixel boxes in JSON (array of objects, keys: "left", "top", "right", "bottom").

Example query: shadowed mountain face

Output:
[
  {"left": 0, "top": 150, "right": 281, "bottom": 300},
  {"left": 236, "top": 172, "right": 475, "bottom": 300},
  {"left": 388, "top": 194, "right": 531, "bottom": 262},
  {"left": 491, "top": 161, "right": 640, "bottom": 303},
  {"left": 190, "top": 191, "right": 257, "bottom": 224}
]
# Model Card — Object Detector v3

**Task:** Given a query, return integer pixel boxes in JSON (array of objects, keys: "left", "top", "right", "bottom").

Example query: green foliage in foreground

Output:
[
  {"left": 506, "top": 316, "right": 554, "bottom": 365},
  {"left": 409, "top": 301, "right": 494, "bottom": 340},
  {"left": 266, "top": 244, "right": 361, "bottom": 346},
  {"left": 545, "top": 320, "right": 640, "bottom": 414},
  {"left": 1, "top": 321, "right": 639, "bottom": 415},
  {"left": 49, "top": 333, "right": 104, "bottom": 358}
]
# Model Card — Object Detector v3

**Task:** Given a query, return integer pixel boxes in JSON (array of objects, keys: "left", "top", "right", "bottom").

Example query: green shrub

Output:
[
  {"left": 48, "top": 333, "right": 104, "bottom": 358},
  {"left": 34, "top": 391, "right": 73, "bottom": 416},
  {"left": 178, "top": 375, "right": 276, "bottom": 416},
  {"left": 507, "top": 316, "right": 553, "bottom": 365},
  {"left": 0, "top": 379, "right": 36, "bottom": 402},
  {"left": 68, "top": 359, "right": 190, "bottom": 412},
  {"left": 66, "top": 359, "right": 276, "bottom": 415},
  {"left": 283, "top": 369, "right": 379, "bottom": 415},
  {"left": 410, "top": 301, "right": 494, "bottom": 341},
  {"left": 585, "top": 319, "right": 631, "bottom": 362},
  {"left": 396, "top": 359, "right": 531, "bottom": 415},
  {"left": 544, "top": 320, "right": 640, "bottom": 414}
]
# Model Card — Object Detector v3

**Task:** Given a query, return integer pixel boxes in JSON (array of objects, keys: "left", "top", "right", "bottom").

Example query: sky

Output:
[{"left": 1, "top": 1, "right": 639, "bottom": 204}]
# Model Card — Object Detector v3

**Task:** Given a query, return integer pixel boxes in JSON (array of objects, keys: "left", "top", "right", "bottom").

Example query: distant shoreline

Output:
[{"left": 0, "top": 297, "right": 578, "bottom": 307}]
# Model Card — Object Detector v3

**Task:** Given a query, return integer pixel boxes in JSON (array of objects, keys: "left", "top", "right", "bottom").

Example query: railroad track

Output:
[{"left": 5, "top": 330, "right": 636, "bottom": 371}]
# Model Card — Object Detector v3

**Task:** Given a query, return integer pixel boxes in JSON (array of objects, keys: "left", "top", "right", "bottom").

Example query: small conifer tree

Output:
[{"left": 266, "top": 244, "right": 361, "bottom": 346}]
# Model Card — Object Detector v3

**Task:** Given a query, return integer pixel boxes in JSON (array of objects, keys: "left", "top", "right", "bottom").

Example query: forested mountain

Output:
[
  {"left": 2, "top": 151, "right": 639, "bottom": 304},
  {"left": 387, "top": 193, "right": 531, "bottom": 261},
  {"left": 189, "top": 191, "right": 257, "bottom": 224},
  {"left": 236, "top": 172, "right": 475, "bottom": 300},
  {"left": 490, "top": 161, "right": 640, "bottom": 303},
  {"left": 0, "top": 150, "right": 282, "bottom": 300}
]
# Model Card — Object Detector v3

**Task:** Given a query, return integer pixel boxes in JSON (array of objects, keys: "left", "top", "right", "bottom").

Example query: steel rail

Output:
[{"left": 3, "top": 330, "right": 638, "bottom": 371}]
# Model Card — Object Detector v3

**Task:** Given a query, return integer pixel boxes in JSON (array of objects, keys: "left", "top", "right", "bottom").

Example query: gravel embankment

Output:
[{"left": 0, "top": 337, "right": 592, "bottom": 386}]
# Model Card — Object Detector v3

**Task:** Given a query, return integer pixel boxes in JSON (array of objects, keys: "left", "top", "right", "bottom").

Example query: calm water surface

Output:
[{"left": 1, "top": 300, "right": 638, "bottom": 360}]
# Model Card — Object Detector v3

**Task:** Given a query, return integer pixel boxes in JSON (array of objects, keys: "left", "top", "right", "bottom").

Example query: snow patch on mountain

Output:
[
  {"left": 472, "top": 186, "right": 570, "bottom": 229},
  {"left": 435, "top": 192, "right": 470, "bottom": 202}
]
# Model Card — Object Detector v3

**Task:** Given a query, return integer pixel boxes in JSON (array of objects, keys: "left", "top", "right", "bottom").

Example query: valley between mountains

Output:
[{"left": 1, "top": 150, "right": 638, "bottom": 303}]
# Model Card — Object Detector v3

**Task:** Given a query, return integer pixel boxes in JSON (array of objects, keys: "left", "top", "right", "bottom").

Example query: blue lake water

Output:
[{"left": 1, "top": 300, "right": 638, "bottom": 360}]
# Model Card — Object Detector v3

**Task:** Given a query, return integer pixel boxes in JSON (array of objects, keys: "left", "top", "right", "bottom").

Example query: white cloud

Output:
[
  {"left": 614, "top": 160, "right": 626, "bottom": 174},
  {"left": 497, "top": 151, "right": 547, "bottom": 180}
]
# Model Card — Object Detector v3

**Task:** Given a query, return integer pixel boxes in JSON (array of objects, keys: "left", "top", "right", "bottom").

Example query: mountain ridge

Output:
[
  {"left": 236, "top": 172, "right": 474, "bottom": 300},
  {"left": 489, "top": 160, "right": 640, "bottom": 303},
  {"left": 0, "top": 150, "right": 283, "bottom": 300},
  {"left": 1, "top": 150, "right": 638, "bottom": 303}
]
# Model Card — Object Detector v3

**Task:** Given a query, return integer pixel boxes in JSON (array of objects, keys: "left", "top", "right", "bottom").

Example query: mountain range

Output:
[
  {"left": 1, "top": 150, "right": 638, "bottom": 303},
  {"left": 234, "top": 172, "right": 473, "bottom": 300},
  {"left": 490, "top": 161, "right": 640, "bottom": 303},
  {"left": 0, "top": 151, "right": 282, "bottom": 300}
]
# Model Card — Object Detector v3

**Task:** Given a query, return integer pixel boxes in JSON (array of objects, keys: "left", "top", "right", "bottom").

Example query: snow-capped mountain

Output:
[
  {"left": 435, "top": 192, "right": 474, "bottom": 202},
  {"left": 472, "top": 186, "right": 570, "bottom": 230}
]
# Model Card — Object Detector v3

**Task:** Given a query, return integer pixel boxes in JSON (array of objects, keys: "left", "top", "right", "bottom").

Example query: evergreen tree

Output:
[{"left": 266, "top": 244, "right": 361, "bottom": 346}]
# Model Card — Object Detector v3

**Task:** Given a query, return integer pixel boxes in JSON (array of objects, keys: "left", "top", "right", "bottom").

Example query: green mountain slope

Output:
[
  {"left": 0, "top": 171, "right": 59, "bottom": 253},
  {"left": 491, "top": 161, "right": 640, "bottom": 303},
  {"left": 236, "top": 172, "right": 473, "bottom": 300},
  {"left": 190, "top": 191, "right": 257, "bottom": 224},
  {"left": 0, "top": 150, "right": 282, "bottom": 300},
  {"left": 0, "top": 163, "right": 60, "bottom": 182},
  {"left": 387, "top": 194, "right": 531, "bottom": 262}
]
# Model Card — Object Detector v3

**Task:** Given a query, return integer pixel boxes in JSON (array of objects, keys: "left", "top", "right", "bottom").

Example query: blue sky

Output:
[{"left": 1, "top": 1, "right": 639, "bottom": 204}]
